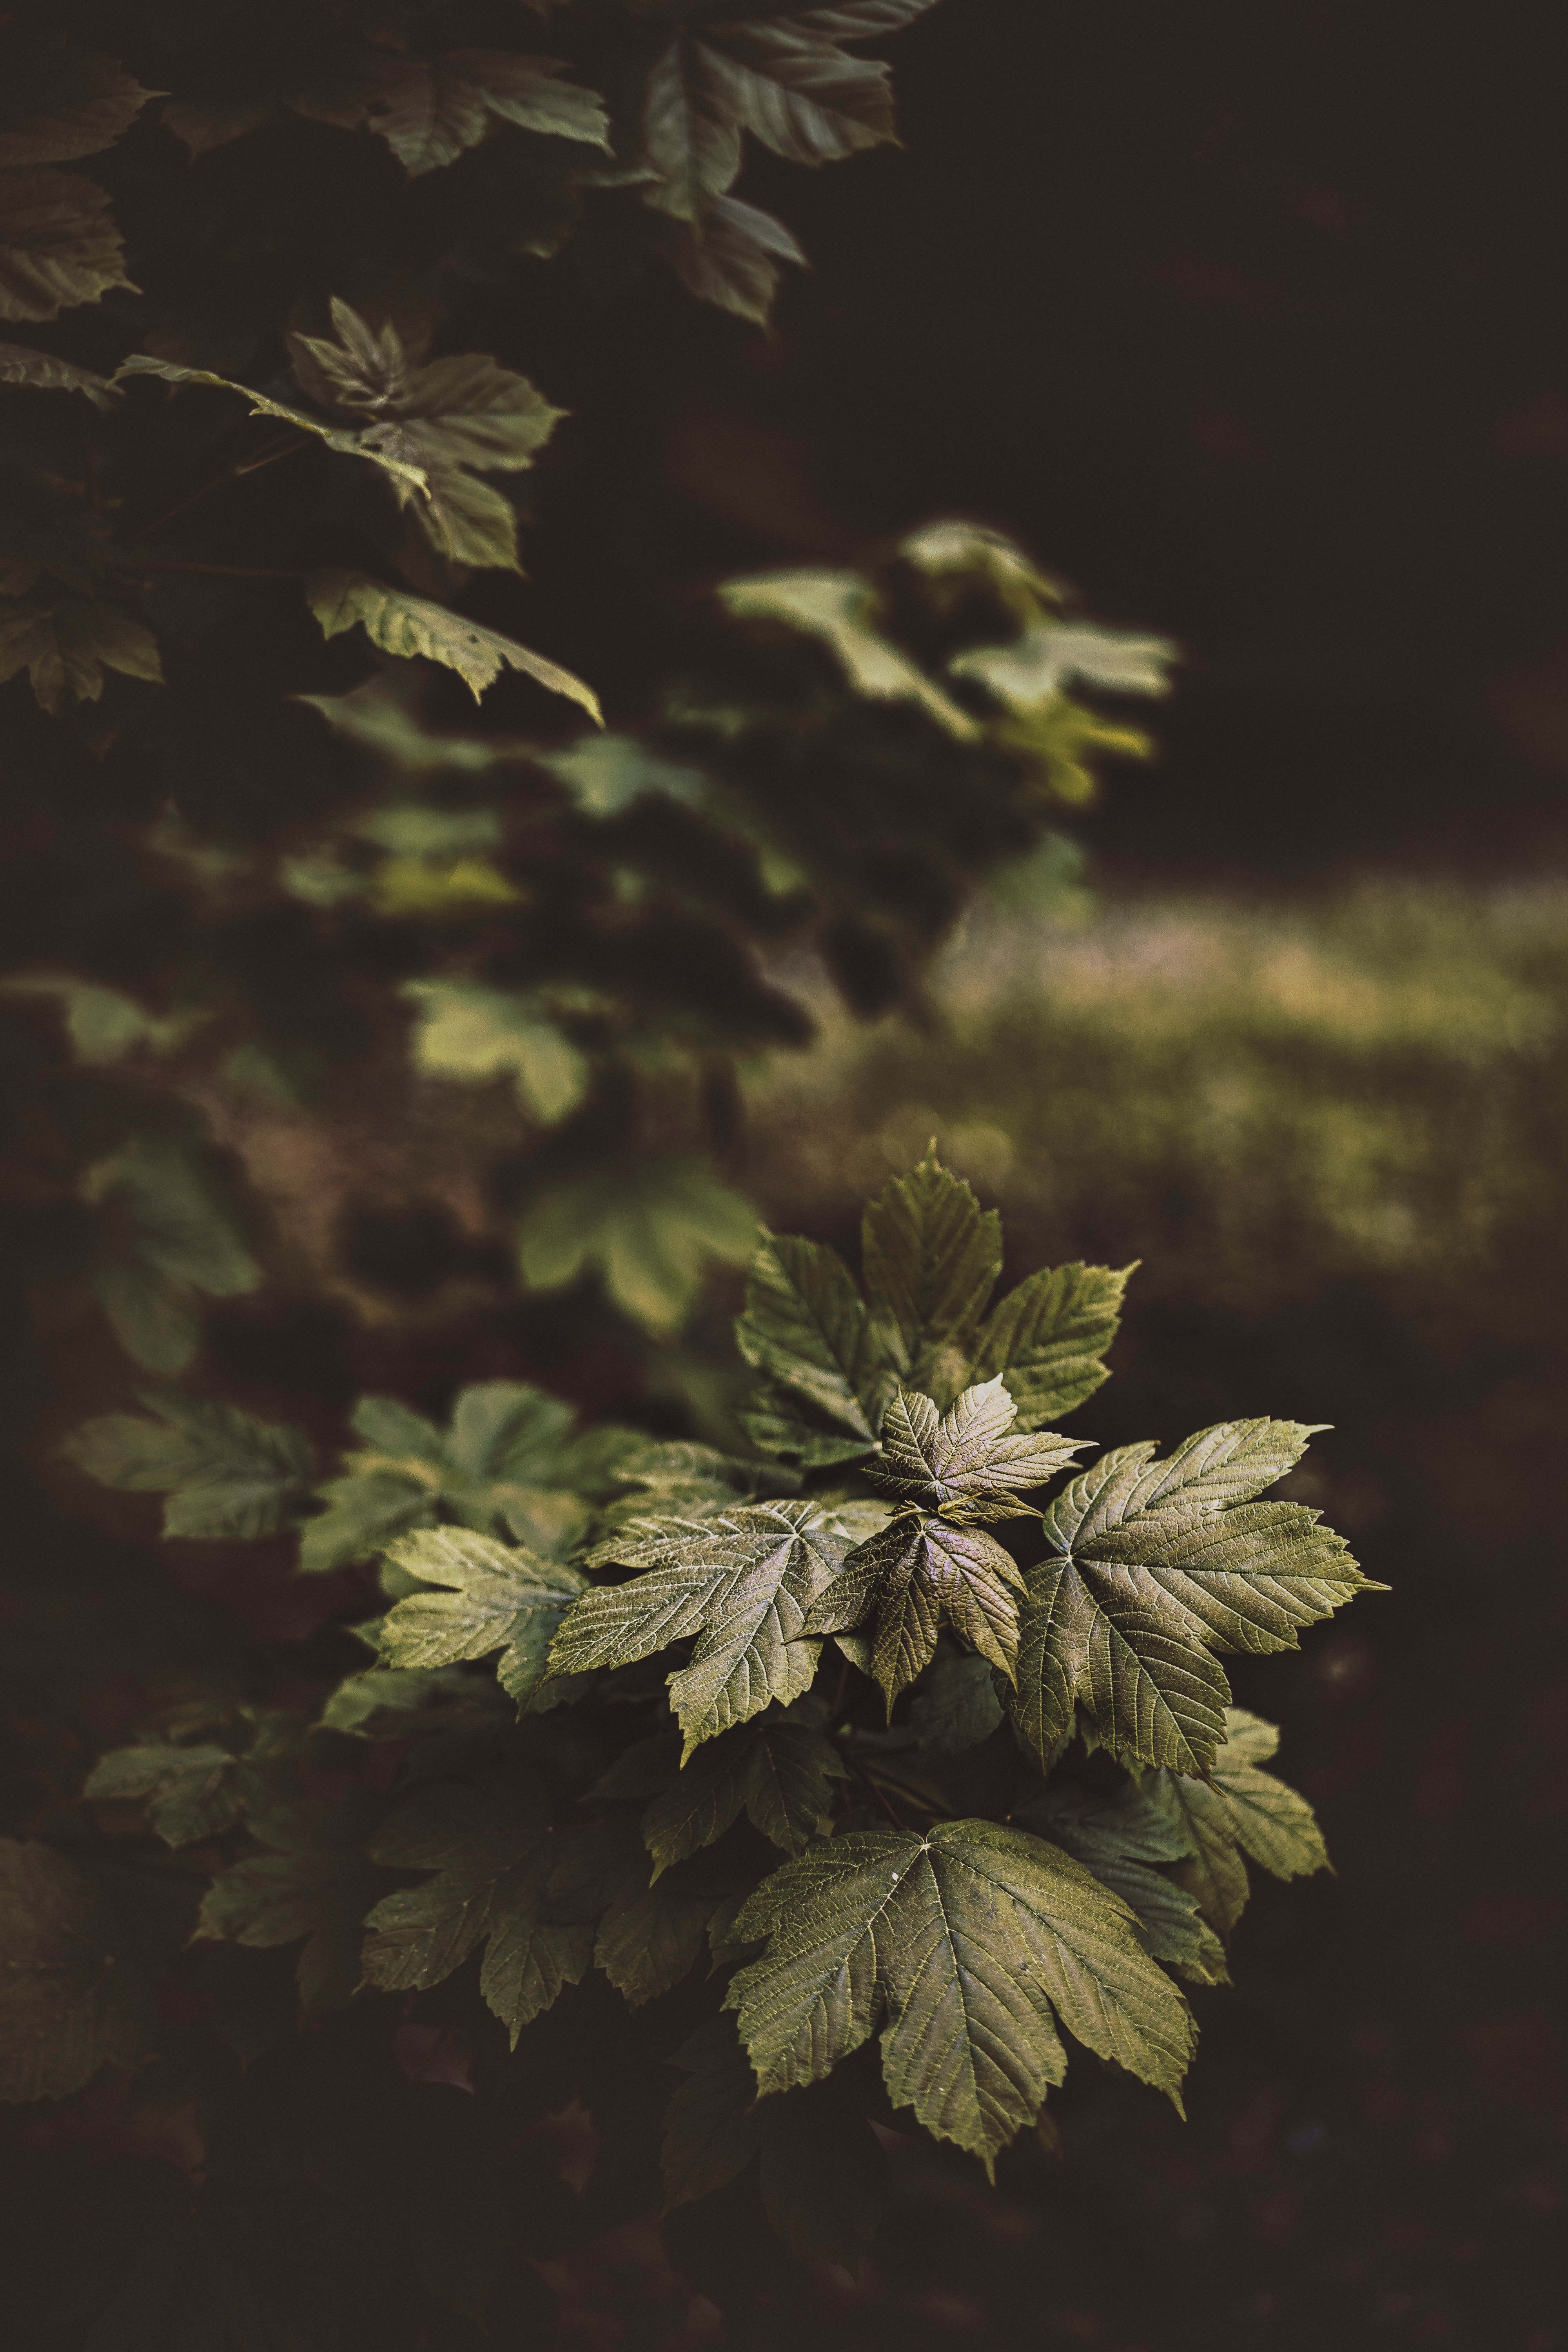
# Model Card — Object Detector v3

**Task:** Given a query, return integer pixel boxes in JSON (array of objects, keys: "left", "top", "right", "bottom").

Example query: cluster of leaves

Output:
[{"left": 5, "top": 1153, "right": 1378, "bottom": 2334}]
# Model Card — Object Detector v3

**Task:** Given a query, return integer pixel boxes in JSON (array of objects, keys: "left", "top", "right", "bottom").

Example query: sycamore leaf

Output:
[
  {"left": 61, "top": 1389, "right": 314, "bottom": 1539},
  {"left": 861, "top": 1151, "right": 1001, "bottom": 1399},
  {"left": 644, "top": 194, "right": 806, "bottom": 325},
  {"left": 950, "top": 620, "right": 1176, "bottom": 710},
  {"left": 377, "top": 1526, "right": 587, "bottom": 1709},
  {"left": 0, "top": 1839, "right": 147, "bottom": 2101},
  {"left": 1009, "top": 1423, "right": 1377, "bottom": 1776},
  {"left": 0, "top": 596, "right": 161, "bottom": 713},
  {"left": 593, "top": 1882, "right": 713, "bottom": 2007},
  {"left": 84, "top": 1742, "right": 242, "bottom": 1847},
  {"left": 909, "top": 1648, "right": 1003, "bottom": 1756},
  {"left": 318, "top": 1662, "right": 509, "bottom": 1743},
  {"left": 640, "top": 1713, "right": 846, "bottom": 1875},
  {"left": 1146, "top": 1708, "right": 1330, "bottom": 1940},
  {"left": 518, "top": 1153, "right": 757, "bottom": 1332},
  {"left": 718, "top": 570, "right": 976, "bottom": 735},
  {"left": 552, "top": 1499, "right": 863, "bottom": 1753},
  {"left": 971, "top": 1260, "right": 1133, "bottom": 1427},
  {"left": 726, "top": 1819, "right": 1196, "bottom": 2174},
  {"left": 79, "top": 1143, "right": 261, "bottom": 1375},
  {"left": 642, "top": 16, "right": 899, "bottom": 223},
  {"left": 0, "top": 340, "right": 119, "bottom": 405},
  {"left": 1020, "top": 1781, "right": 1229, "bottom": 1987},
  {"left": 403, "top": 980, "right": 587, "bottom": 1123},
  {"left": 735, "top": 1233, "right": 892, "bottom": 1459},
  {"left": 195, "top": 1798, "right": 383, "bottom": 2018},
  {"left": 865, "top": 1379, "right": 1085, "bottom": 1521},
  {"left": 0, "top": 44, "right": 159, "bottom": 167},
  {"left": 113, "top": 357, "right": 431, "bottom": 495},
  {"left": 0, "top": 169, "right": 134, "bottom": 321},
  {"left": 306, "top": 570, "right": 601, "bottom": 719},
  {"left": 805, "top": 1505, "right": 1025, "bottom": 1710},
  {"left": 351, "top": 51, "right": 609, "bottom": 176},
  {"left": 361, "top": 1777, "right": 590, "bottom": 2041}
]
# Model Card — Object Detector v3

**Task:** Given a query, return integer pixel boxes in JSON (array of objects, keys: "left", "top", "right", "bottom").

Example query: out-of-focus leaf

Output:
[
  {"left": 0, "top": 43, "right": 159, "bottom": 166},
  {"left": 910, "top": 1648, "right": 1003, "bottom": 1755},
  {"left": 0, "top": 1840, "right": 146, "bottom": 2100},
  {"left": 719, "top": 569, "right": 976, "bottom": 735},
  {"left": 79, "top": 1143, "right": 261, "bottom": 1375},
  {"left": 518, "top": 1154, "right": 758, "bottom": 1332},
  {"left": 84, "top": 1741, "right": 243, "bottom": 1846},
  {"left": 0, "top": 339, "right": 119, "bottom": 403},
  {"left": 62, "top": 1388, "right": 312, "bottom": 1539},
  {"left": 403, "top": 980, "right": 587, "bottom": 1122},
  {"left": 196, "top": 1797, "right": 385, "bottom": 2018},
  {"left": 0, "top": 595, "right": 160, "bottom": 711},
  {"left": 645, "top": 194, "right": 806, "bottom": 324},
  {"left": 951, "top": 621, "right": 1176, "bottom": 710}
]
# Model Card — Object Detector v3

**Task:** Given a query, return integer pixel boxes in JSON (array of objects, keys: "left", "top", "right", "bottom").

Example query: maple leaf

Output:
[{"left": 376, "top": 1526, "right": 588, "bottom": 1708}]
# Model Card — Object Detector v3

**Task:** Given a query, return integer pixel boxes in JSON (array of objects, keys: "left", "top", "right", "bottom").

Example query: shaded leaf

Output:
[
  {"left": 758, "top": 2065, "right": 892, "bottom": 2263},
  {"left": 727, "top": 1818, "right": 1195, "bottom": 2173},
  {"left": 79, "top": 1143, "right": 261, "bottom": 1375},
  {"left": 806, "top": 1505, "right": 1024, "bottom": 1710},
  {"left": 114, "top": 357, "right": 431, "bottom": 495},
  {"left": 641, "top": 1713, "right": 846, "bottom": 1874},
  {"left": 84, "top": 1741, "right": 241, "bottom": 1847},
  {"left": 403, "top": 980, "right": 587, "bottom": 1123},
  {"left": 1146, "top": 1708, "right": 1330, "bottom": 1940},
  {"left": 0, "top": 595, "right": 160, "bottom": 713},
  {"left": 0, "top": 1840, "right": 146, "bottom": 2101},
  {"left": 62, "top": 1389, "right": 314, "bottom": 1540},
  {"left": 0, "top": 339, "right": 118, "bottom": 404},
  {"left": 1020, "top": 1780, "right": 1229, "bottom": 1986},
  {"left": 307, "top": 569, "right": 601, "bottom": 718},
  {"left": 910, "top": 1648, "right": 1003, "bottom": 1756},
  {"left": 645, "top": 194, "right": 806, "bottom": 325},
  {"left": 519, "top": 1153, "right": 757, "bottom": 1332},
  {"left": 195, "top": 1798, "right": 383, "bottom": 2018},
  {"left": 661, "top": 2014, "right": 763, "bottom": 2207},
  {"left": 0, "top": 43, "right": 158, "bottom": 166},
  {"left": 350, "top": 51, "right": 609, "bottom": 176}
]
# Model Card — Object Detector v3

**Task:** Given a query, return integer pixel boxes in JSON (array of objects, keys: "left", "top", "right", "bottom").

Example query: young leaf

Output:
[
  {"left": 84, "top": 1743, "right": 242, "bottom": 1847},
  {"left": 640, "top": 1713, "right": 846, "bottom": 1875},
  {"left": 805, "top": 1505, "right": 1025, "bottom": 1709},
  {"left": 0, "top": 596, "right": 161, "bottom": 713},
  {"left": 0, "top": 1839, "right": 145, "bottom": 2101},
  {"left": 735, "top": 1233, "right": 891, "bottom": 1457},
  {"left": 718, "top": 570, "right": 976, "bottom": 735},
  {"left": 910, "top": 1648, "right": 1003, "bottom": 1756},
  {"left": 61, "top": 1389, "right": 314, "bottom": 1540},
  {"left": 1146, "top": 1708, "right": 1330, "bottom": 1939},
  {"left": 306, "top": 570, "right": 601, "bottom": 719},
  {"left": 0, "top": 340, "right": 119, "bottom": 405},
  {"left": 726, "top": 1819, "right": 1196, "bottom": 2174},
  {"left": 1009, "top": 1424, "right": 1376, "bottom": 1775},
  {"left": 518, "top": 1155, "right": 758, "bottom": 1332},
  {"left": 360, "top": 1778, "right": 591, "bottom": 2041},
  {"left": 970, "top": 1259, "right": 1134, "bottom": 1427},
  {"left": 865, "top": 1379, "right": 1085, "bottom": 1520},
  {"left": 552, "top": 1499, "right": 864, "bottom": 1753},
  {"left": 861, "top": 1151, "right": 1002, "bottom": 1397},
  {"left": 1020, "top": 1781, "right": 1229, "bottom": 1987},
  {"left": 377, "top": 1526, "right": 588, "bottom": 1708},
  {"left": 195, "top": 1798, "right": 384, "bottom": 2018}
]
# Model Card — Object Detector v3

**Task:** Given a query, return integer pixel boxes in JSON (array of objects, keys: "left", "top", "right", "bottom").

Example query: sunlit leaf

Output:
[{"left": 306, "top": 570, "right": 601, "bottom": 718}]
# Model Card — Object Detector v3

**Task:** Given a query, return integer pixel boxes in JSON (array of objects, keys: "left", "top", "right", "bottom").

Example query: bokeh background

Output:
[{"left": 9, "top": 4, "right": 1567, "bottom": 2347}]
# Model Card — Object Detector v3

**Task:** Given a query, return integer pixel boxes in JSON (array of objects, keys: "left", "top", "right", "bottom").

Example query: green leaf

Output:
[
  {"left": 642, "top": 16, "right": 900, "bottom": 223},
  {"left": 593, "top": 1881, "right": 713, "bottom": 2007},
  {"left": 518, "top": 1154, "right": 758, "bottom": 1332},
  {"left": 83, "top": 1741, "right": 242, "bottom": 1847},
  {"left": 0, "top": 339, "right": 118, "bottom": 404},
  {"left": 552, "top": 1499, "right": 863, "bottom": 1753},
  {"left": 114, "top": 357, "right": 431, "bottom": 495},
  {"left": 735, "top": 1233, "right": 891, "bottom": 1457},
  {"left": 0, "top": 44, "right": 159, "bottom": 166},
  {"left": 0, "top": 595, "right": 161, "bottom": 713},
  {"left": 0, "top": 1839, "right": 146, "bottom": 2101},
  {"left": 350, "top": 51, "right": 609, "bottom": 176},
  {"left": 718, "top": 569, "right": 976, "bottom": 735},
  {"left": 61, "top": 1389, "right": 314, "bottom": 1539},
  {"left": 910, "top": 1649, "right": 1003, "bottom": 1757},
  {"left": 1146, "top": 1708, "right": 1330, "bottom": 1940},
  {"left": 318, "top": 1662, "right": 508, "bottom": 1742},
  {"left": 195, "top": 1798, "right": 383, "bottom": 2018},
  {"left": 1021, "top": 1780, "right": 1229, "bottom": 1987},
  {"left": 1009, "top": 1423, "right": 1377, "bottom": 1775},
  {"left": 861, "top": 1151, "right": 1002, "bottom": 1398},
  {"left": 361, "top": 1777, "right": 591, "bottom": 2041},
  {"left": 662, "top": 2014, "right": 764, "bottom": 2207},
  {"left": 805, "top": 1504, "right": 1025, "bottom": 1711},
  {"left": 950, "top": 620, "right": 1175, "bottom": 710},
  {"left": 0, "top": 974, "right": 200, "bottom": 1061},
  {"left": 644, "top": 194, "right": 806, "bottom": 325},
  {"left": 864, "top": 1379, "right": 1085, "bottom": 1521},
  {"left": 306, "top": 570, "right": 601, "bottom": 719},
  {"left": 79, "top": 1143, "right": 261, "bottom": 1375},
  {"left": 377, "top": 1526, "right": 588, "bottom": 1709},
  {"left": 641, "top": 1713, "right": 846, "bottom": 1874},
  {"left": 403, "top": 981, "right": 587, "bottom": 1123},
  {"left": 971, "top": 1260, "right": 1134, "bottom": 1427},
  {"left": 542, "top": 731, "right": 709, "bottom": 815},
  {"left": 0, "top": 170, "right": 133, "bottom": 320},
  {"left": 726, "top": 1818, "right": 1196, "bottom": 2174}
]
